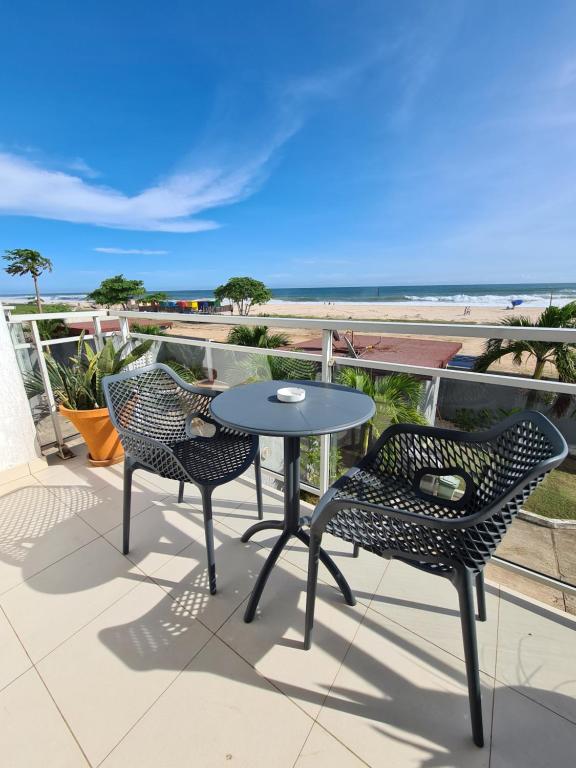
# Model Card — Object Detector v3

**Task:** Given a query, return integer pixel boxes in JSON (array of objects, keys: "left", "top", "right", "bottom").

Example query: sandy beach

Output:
[{"left": 161, "top": 301, "right": 547, "bottom": 377}]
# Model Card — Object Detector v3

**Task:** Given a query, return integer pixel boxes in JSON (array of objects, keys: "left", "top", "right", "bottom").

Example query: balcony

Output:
[{"left": 1, "top": 307, "right": 575, "bottom": 766}]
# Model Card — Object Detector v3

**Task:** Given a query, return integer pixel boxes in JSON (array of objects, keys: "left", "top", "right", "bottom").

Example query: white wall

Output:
[{"left": 0, "top": 305, "right": 41, "bottom": 471}]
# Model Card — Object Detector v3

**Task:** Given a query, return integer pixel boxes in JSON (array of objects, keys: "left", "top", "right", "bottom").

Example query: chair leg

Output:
[
  {"left": 476, "top": 572, "right": 487, "bottom": 622},
  {"left": 254, "top": 450, "right": 264, "bottom": 520},
  {"left": 178, "top": 480, "right": 185, "bottom": 504},
  {"left": 201, "top": 487, "right": 217, "bottom": 595},
  {"left": 304, "top": 532, "right": 322, "bottom": 650},
  {"left": 122, "top": 460, "right": 134, "bottom": 555},
  {"left": 353, "top": 543, "right": 360, "bottom": 558},
  {"left": 456, "top": 569, "right": 484, "bottom": 748}
]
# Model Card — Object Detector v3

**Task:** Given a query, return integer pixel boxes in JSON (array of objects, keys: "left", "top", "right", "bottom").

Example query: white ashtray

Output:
[{"left": 276, "top": 386, "right": 306, "bottom": 403}]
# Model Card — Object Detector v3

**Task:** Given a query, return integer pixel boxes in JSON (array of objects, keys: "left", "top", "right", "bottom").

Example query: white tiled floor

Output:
[{"left": 0, "top": 458, "right": 575, "bottom": 767}]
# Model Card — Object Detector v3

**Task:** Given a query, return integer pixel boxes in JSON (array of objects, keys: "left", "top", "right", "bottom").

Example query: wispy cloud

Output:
[
  {"left": 94, "top": 247, "right": 169, "bottom": 255},
  {"left": 0, "top": 146, "right": 282, "bottom": 233}
]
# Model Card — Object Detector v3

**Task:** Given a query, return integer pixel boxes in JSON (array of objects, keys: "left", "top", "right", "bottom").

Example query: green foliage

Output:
[
  {"left": 141, "top": 292, "right": 168, "bottom": 303},
  {"left": 523, "top": 456, "right": 576, "bottom": 520},
  {"left": 240, "top": 353, "right": 318, "bottom": 382},
  {"left": 87, "top": 274, "right": 146, "bottom": 309},
  {"left": 474, "top": 302, "right": 576, "bottom": 382},
  {"left": 24, "top": 334, "right": 152, "bottom": 410},
  {"left": 10, "top": 302, "right": 70, "bottom": 315},
  {"left": 301, "top": 436, "right": 345, "bottom": 488},
  {"left": 452, "top": 407, "right": 521, "bottom": 432},
  {"left": 3, "top": 249, "right": 53, "bottom": 310},
  {"left": 227, "top": 325, "right": 289, "bottom": 348},
  {"left": 130, "top": 323, "right": 166, "bottom": 336},
  {"left": 162, "top": 359, "right": 204, "bottom": 383},
  {"left": 214, "top": 277, "right": 272, "bottom": 315},
  {"left": 337, "top": 368, "right": 427, "bottom": 453}
]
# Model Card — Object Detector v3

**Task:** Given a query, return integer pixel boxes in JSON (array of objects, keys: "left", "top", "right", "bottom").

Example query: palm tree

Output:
[
  {"left": 474, "top": 303, "right": 576, "bottom": 379},
  {"left": 3, "top": 249, "right": 53, "bottom": 312},
  {"left": 337, "top": 368, "right": 427, "bottom": 453},
  {"left": 474, "top": 303, "right": 576, "bottom": 412},
  {"left": 227, "top": 325, "right": 290, "bottom": 348}
]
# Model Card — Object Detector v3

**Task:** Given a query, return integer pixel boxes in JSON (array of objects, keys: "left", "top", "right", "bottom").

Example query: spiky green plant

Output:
[
  {"left": 162, "top": 359, "right": 203, "bottom": 383},
  {"left": 227, "top": 325, "right": 290, "bottom": 348},
  {"left": 24, "top": 334, "right": 152, "bottom": 410},
  {"left": 337, "top": 368, "right": 427, "bottom": 453}
]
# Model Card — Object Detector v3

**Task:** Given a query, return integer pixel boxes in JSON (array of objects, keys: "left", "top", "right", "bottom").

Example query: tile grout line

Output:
[
  {"left": 488, "top": 585, "right": 502, "bottom": 767},
  {"left": 93, "top": 629, "right": 217, "bottom": 767},
  {"left": 0, "top": 604, "right": 94, "bottom": 767},
  {"left": 293, "top": 561, "right": 394, "bottom": 768}
]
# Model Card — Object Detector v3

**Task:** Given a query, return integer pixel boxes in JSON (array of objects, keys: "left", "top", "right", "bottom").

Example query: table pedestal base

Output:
[{"left": 241, "top": 436, "right": 355, "bottom": 623}]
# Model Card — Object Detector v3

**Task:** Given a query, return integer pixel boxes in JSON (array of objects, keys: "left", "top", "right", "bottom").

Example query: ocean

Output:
[{"left": 1, "top": 282, "right": 576, "bottom": 308}]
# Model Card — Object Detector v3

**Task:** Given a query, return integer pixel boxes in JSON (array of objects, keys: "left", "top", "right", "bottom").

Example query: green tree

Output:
[
  {"left": 3, "top": 249, "right": 53, "bottom": 312},
  {"left": 87, "top": 274, "right": 146, "bottom": 309},
  {"left": 474, "top": 303, "right": 576, "bottom": 381},
  {"left": 337, "top": 368, "right": 427, "bottom": 453},
  {"left": 142, "top": 292, "right": 168, "bottom": 303},
  {"left": 227, "top": 325, "right": 289, "bottom": 348},
  {"left": 474, "top": 302, "right": 576, "bottom": 413},
  {"left": 214, "top": 276, "right": 272, "bottom": 315}
]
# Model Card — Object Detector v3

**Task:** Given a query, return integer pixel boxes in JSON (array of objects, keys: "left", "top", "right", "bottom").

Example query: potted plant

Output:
[{"left": 25, "top": 334, "right": 152, "bottom": 466}]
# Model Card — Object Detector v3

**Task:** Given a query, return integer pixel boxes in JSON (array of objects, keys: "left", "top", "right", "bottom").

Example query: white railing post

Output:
[
  {"left": 318, "top": 328, "right": 333, "bottom": 494},
  {"left": 93, "top": 315, "right": 104, "bottom": 352},
  {"left": 205, "top": 342, "right": 214, "bottom": 380},
  {"left": 29, "top": 319, "right": 71, "bottom": 459},
  {"left": 118, "top": 316, "right": 130, "bottom": 344},
  {"left": 425, "top": 375, "right": 440, "bottom": 425}
]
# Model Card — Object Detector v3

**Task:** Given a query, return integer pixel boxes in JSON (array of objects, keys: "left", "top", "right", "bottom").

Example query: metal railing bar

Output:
[
  {"left": 116, "top": 309, "right": 576, "bottom": 343},
  {"left": 492, "top": 556, "right": 576, "bottom": 597},
  {"left": 13, "top": 332, "right": 115, "bottom": 351},
  {"left": 8, "top": 310, "right": 111, "bottom": 323},
  {"left": 28, "top": 320, "right": 69, "bottom": 459},
  {"left": 331, "top": 354, "right": 576, "bottom": 395},
  {"left": 129, "top": 332, "right": 323, "bottom": 361}
]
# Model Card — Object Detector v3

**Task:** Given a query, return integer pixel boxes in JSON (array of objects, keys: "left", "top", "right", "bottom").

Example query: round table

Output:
[{"left": 210, "top": 380, "right": 375, "bottom": 622}]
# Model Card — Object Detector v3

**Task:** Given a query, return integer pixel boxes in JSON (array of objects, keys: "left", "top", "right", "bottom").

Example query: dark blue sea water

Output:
[{"left": 2, "top": 282, "right": 576, "bottom": 307}]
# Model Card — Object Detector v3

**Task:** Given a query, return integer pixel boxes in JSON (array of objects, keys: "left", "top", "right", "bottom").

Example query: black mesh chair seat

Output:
[
  {"left": 304, "top": 411, "right": 567, "bottom": 748},
  {"left": 172, "top": 431, "right": 256, "bottom": 485},
  {"left": 103, "top": 364, "right": 264, "bottom": 595}
]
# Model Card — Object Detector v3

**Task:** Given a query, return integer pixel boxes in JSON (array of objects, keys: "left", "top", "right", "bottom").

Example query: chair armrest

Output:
[{"left": 116, "top": 425, "right": 189, "bottom": 481}]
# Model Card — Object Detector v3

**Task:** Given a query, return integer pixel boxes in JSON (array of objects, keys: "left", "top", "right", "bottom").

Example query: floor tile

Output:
[
  {"left": 496, "top": 590, "right": 576, "bottom": 723},
  {"left": 490, "top": 684, "right": 576, "bottom": 768},
  {"left": 0, "top": 607, "right": 31, "bottom": 691},
  {"left": 217, "top": 488, "right": 285, "bottom": 538},
  {"left": 52, "top": 477, "right": 169, "bottom": 535},
  {"left": 317, "top": 606, "right": 493, "bottom": 767},
  {"left": 218, "top": 558, "right": 368, "bottom": 718},
  {"left": 34, "top": 462, "right": 112, "bottom": 492},
  {"left": 101, "top": 635, "right": 313, "bottom": 768},
  {"left": 284, "top": 531, "right": 389, "bottom": 606},
  {"left": 1, "top": 537, "right": 145, "bottom": 661},
  {"left": 295, "top": 724, "right": 366, "bottom": 767},
  {"left": 0, "top": 484, "right": 98, "bottom": 594},
  {"left": 104, "top": 498, "right": 211, "bottom": 575},
  {"left": 37, "top": 579, "right": 212, "bottom": 765},
  {"left": 368, "top": 560, "right": 499, "bottom": 676},
  {"left": 0, "top": 669, "right": 89, "bottom": 767},
  {"left": 151, "top": 521, "right": 272, "bottom": 632}
]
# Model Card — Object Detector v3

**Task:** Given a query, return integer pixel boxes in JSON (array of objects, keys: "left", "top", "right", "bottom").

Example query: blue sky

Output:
[{"left": 1, "top": 0, "right": 576, "bottom": 293}]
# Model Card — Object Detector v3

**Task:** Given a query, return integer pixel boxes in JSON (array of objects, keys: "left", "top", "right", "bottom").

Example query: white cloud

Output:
[
  {"left": 0, "top": 149, "right": 277, "bottom": 233},
  {"left": 94, "top": 247, "right": 169, "bottom": 255}
]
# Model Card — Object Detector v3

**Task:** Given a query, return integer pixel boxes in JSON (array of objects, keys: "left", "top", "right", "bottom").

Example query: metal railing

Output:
[{"left": 5, "top": 304, "right": 576, "bottom": 597}]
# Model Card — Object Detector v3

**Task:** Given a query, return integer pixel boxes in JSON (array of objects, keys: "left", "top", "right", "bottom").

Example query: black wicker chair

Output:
[
  {"left": 103, "top": 364, "right": 263, "bottom": 594},
  {"left": 303, "top": 411, "right": 567, "bottom": 747}
]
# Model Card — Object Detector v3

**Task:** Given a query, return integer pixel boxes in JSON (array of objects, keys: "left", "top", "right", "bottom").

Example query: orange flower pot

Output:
[{"left": 59, "top": 406, "right": 124, "bottom": 466}]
